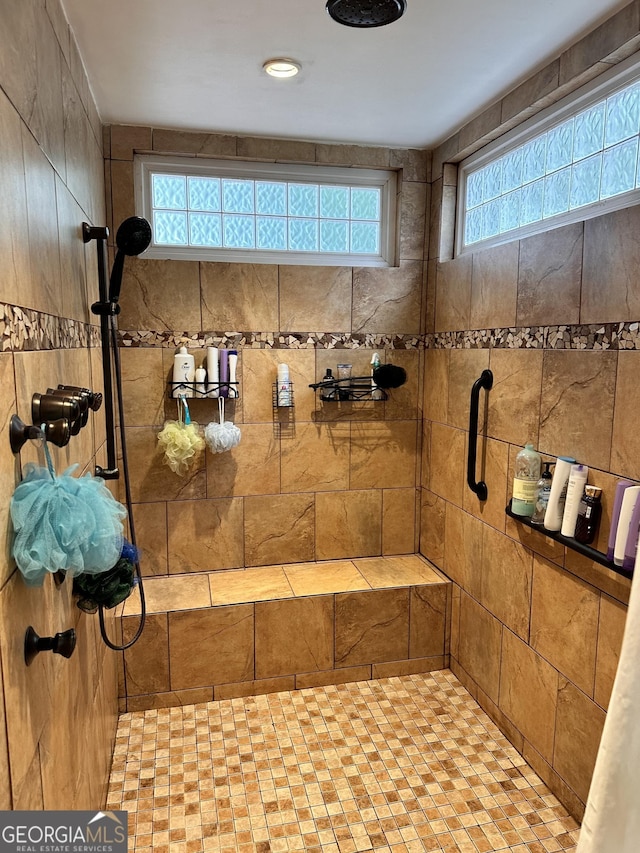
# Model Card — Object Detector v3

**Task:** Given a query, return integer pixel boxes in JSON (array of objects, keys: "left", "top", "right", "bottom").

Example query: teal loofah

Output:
[{"left": 10, "top": 440, "right": 127, "bottom": 586}]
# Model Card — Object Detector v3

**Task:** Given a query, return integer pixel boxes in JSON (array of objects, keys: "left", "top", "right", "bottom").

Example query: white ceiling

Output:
[{"left": 61, "top": 0, "right": 631, "bottom": 149}]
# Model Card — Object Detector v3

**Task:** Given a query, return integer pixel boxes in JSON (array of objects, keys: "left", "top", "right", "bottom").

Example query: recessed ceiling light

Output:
[{"left": 263, "top": 59, "right": 301, "bottom": 78}]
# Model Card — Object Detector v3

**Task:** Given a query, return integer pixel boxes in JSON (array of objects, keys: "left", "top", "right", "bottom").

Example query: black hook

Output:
[{"left": 24, "top": 626, "right": 76, "bottom": 666}]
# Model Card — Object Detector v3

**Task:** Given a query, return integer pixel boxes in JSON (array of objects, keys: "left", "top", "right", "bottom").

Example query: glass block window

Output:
[
  {"left": 458, "top": 58, "right": 640, "bottom": 253},
  {"left": 136, "top": 156, "right": 396, "bottom": 267}
]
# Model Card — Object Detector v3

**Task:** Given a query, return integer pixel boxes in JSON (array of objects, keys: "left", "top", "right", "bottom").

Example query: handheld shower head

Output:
[{"left": 108, "top": 216, "right": 152, "bottom": 305}]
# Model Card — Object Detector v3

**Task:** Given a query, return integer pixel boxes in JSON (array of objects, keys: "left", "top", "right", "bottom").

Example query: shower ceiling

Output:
[{"left": 61, "top": 0, "right": 631, "bottom": 149}]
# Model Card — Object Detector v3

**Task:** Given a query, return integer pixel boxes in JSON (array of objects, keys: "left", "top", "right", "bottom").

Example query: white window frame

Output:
[
  {"left": 134, "top": 154, "right": 397, "bottom": 267},
  {"left": 456, "top": 53, "right": 640, "bottom": 257}
]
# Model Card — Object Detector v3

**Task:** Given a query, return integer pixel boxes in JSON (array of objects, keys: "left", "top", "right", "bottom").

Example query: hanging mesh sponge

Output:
[
  {"left": 204, "top": 397, "right": 241, "bottom": 454},
  {"left": 10, "top": 445, "right": 127, "bottom": 587},
  {"left": 157, "top": 396, "right": 205, "bottom": 475}
]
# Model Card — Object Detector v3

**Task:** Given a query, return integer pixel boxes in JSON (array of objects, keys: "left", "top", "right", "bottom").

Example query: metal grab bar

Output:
[{"left": 467, "top": 369, "right": 493, "bottom": 501}]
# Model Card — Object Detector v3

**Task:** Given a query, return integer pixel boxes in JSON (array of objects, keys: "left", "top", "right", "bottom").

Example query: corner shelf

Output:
[{"left": 505, "top": 502, "right": 633, "bottom": 578}]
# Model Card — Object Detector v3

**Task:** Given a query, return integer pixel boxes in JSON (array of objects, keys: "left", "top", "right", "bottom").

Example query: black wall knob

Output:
[{"left": 24, "top": 626, "right": 76, "bottom": 666}]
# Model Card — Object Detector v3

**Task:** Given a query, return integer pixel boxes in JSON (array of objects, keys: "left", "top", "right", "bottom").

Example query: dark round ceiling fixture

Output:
[{"left": 326, "top": 0, "right": 407, "bottom": 28}]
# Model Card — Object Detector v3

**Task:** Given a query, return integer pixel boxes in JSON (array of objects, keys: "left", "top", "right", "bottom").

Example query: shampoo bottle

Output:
[
  {"left": 219, "top": 349, "right": 229, "bottom": 398},
  {"left": 228, "top": 350, "right": 238, "bottom": 397},
  {"left": 561, "top": 464, "right": 589, "bottom": 537},
  {"left": 531, "top": 461, "right": 554, "bottom": 525},
  {"left": 195, "top": 366, "right": 207, "bottom": 396},
  {"left": 607, "top": 480, "right": 634, "bottom": 560},
  {"left": 511, "top": 443, "right": 542, "bottom": 517},
  {"left": 543, "top": 456, "right": 577, "bottom": 531},
  {"left": 614, "top": 486, "right": 640, "bottom": 566},
  {"left": 172, "top": 346, "right": 195, "bottom": 398},
  {"left": 622, "top": 494, "right": 640, "bottom": 571},
  {"left": 575, "top": 486, "right": 602, "bottom": 545},
  {"left": 206, "top": 347, "right": 219, "bottom": 398},
  {"left": 277, "top": 363, "right": 291, "bottom": 407}
]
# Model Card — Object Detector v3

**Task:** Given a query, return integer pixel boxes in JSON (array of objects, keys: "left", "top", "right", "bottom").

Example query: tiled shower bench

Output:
[{"left": 118, "top": 555, "right": 452, "bottom": 712}]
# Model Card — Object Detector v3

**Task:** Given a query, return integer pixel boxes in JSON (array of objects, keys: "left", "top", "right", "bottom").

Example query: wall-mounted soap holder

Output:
[
  {"left": 309, "top": 377, "right": 388, "bottom": 402},
  {"left": 272, "top": 381, "right": 294, "bottom": 409}
]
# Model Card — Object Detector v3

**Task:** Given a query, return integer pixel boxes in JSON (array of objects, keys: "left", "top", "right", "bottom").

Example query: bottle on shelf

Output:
[
  {"left": 574, "top": 485, "right": 602, "bottom": 545},
  {"left": 531, "top": 461, "right": 554, "bottom": 525},
  {"left": 511, "top": 443, "right": 542, "bottom": 518}
]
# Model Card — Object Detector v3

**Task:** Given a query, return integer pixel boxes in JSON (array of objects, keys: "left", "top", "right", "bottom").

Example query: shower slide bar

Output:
[{"left": 467, "top": 369, "right": 493, "bottom": 502}]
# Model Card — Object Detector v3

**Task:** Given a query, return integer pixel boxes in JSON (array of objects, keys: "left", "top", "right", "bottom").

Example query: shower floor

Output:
[{"left": 106, "top": 670, "right": 580, "bottom": 853}]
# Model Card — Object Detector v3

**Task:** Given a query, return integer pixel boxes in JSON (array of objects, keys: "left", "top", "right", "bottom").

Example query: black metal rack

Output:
[
  {"left": 505, "top": 501, "right": 633, "bottom": 577},
  {"left": 309, "top": 377, "right": 388, "bottom": 402},
  {"left": 168, "top": 381, "right": 239, "bottom": 399}
]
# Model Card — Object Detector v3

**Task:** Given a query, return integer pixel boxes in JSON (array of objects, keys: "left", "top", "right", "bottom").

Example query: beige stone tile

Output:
[
  {"left": 279, "top": 266, "right": 352, "bottom": 332},
  {"left": 350, "top": 421, "right": 417, "bottom": 489},
  {"left": 22, "top": 126, "right": 62, "bottom": 317},
  {"left": 373, "top": 657, "right": 445, "bottom": 678},
  {"left": 127, "top": 574, "right": 211, "bottom": 615},
  {"left": 0, "top": 355, "right": 18, "bottom": 588},
  {"left": 207, "top": 422, "right": 280, "bottom": 497},
  {"left": 469, "top": 241, "right": 519, "bottom": 330},
  {"left": 0, "top": 89, "right": 31, "bottom": 308},
  {"left": 399, "top": 181, "right": 427, "bottom": 261},
  {"left": 152, "top": 128, "right": 237, "bottom": 156},
  {"left": 201, "top": 262, "right": 278, "bottom": 330},
  {"left": 118, "top": 346, "right": 166, "bottom": 427},
  {"left": 501, "top": 60, "right": 560, "bottom": 125},
  {"left": 553, "top": 680, "right": 606, "bottom": 803},
  {"left": 539, "top": 350, "right": 617, "bottom": 470},
  {"left": 214, "top": 676, "right": 295, "bottom": 700},
  {"left": 487, "top": 349, "right": 543, "bottom": 447},
  {"left": 295, "top": 665, "right": 372, "bottom": 690},
  {"left": 335, "top": 589, "right": 410, "bottom": 666},
  {"left": 236, "top": 136, "right": 316, "bottom": 162},
  {"left": 354, "top": 555, "right": 444, "bottom": 587},
  {"left": 564, "top": 550, "right": 631, "bottom": 606},
  {"left": 582, "top": 204, "right": 640, "bottom": 322},
  {"left": 110, "top": 125, "right": 152, "bottom": 160},
  {"left": 419, "top": 490, "right": 446, "bottom": 566},
  {"left": 611, "top": 350, "right": 640, "bottom": 480},
  {"left": 434, "top": 255, "right": 472, "bottom": 332},
  {"left": 316, "top": 144, "right": 390, "bottom": 168},
  {"left": 458, "top": 592, "right": 502, "bottom": 702},
  {"left": 517, "top": 224, "right": 583, "bottom": 325},
  {"left": 423, "top": 349, "right": 449, "bottom": 424},
  {"left": 122, "top": 612, "right": 169, "bottom": 695},
  {"left": 443, "top": 504, "right": 483, "bottom": 598},
  {"left": 281, "top": 422, "right": 350, "bottom": 492},
  {"left": 480, "top": 526, "right": 532, "bottom": 640},
  {"left": 560, "top": 4, "right": 640, "bottom": 85},
  {"left": 382, "top": 488, "right": 416, "bottom": 555},
  {"left": 109, "top": 159, "right": 135, "bottom": 231},
  {"left": 119, "top": 259, "right": 202, "bottom": 331},
  {"left": 409, "top": 585, "right": 448, "bottom": 658},
  {"left": 429, "top": 423, "right": 465, "bottom": 506},
  {"left": 131, "top": 501, "right": 167, "bottom": 576},
  {"left": 462, "top": 436, "right": 509, "bottom": 532},
  {"left": 283, "top": 561, "right": 370, "bottom": 595},
  {"left": 245, "top": 493, "right": 315, "bottom": 566},
  {"left": 505, "top": 511, "right": 565, "bottom": 566},
  {"left": 209, "top": 566, "right": 295, "bottom": 604},
  {"left": 168, "top": 497, "right": 244, "bottom": 572},
  {"left": 595, "top": 594, "right": 627, "bottom": 710},
  {"left": 421, "top": 415, "right": 431, "bottom": 490},
  {"left": 59, "top": 178, "right": 93, "bottom": 323},
  {"left": 352, "top": 261, "right": 422, "bottom": 334},
  {"left": 447, "top": 349, "right": 490, "bottom": 430},
  {"left": 126, "top": 687, "right": 214, "bottom": 712},
  {"left": 124, "top": 426, "right": 206, "bottom": 503},
  {"left": 383, "top": 348, "right": 420, "bottom": 420},
  {"left": 315, "top": 490, "right": 382, "bottom": 560},
  {"left": 424, "top": 258, "right": 437, "bottom": 334},
  {"left": 531, "top": 556, "right": 600, "bottom": 695},
  {"left": 242, "top": 348, "right": 316, "bottom": 423},
  {"left": 255, "top": 596, "right": 334, "bottom": 678},
  {"left": 390, "top": 148, "right": 429, "bottom": 183},
  {"left": 169, "top": 604, "right": 254, "bottom": 689}
]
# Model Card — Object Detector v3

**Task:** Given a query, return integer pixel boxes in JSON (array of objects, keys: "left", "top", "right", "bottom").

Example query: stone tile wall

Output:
[
  {"left": 0, "top": 0, "right": 118, "bottom": 809},
  {"left": 104, "top": 126, "right": 429, "bottom": 572},
  {"left": 422, "top": 2, "right": 640, "bottom": 822}
]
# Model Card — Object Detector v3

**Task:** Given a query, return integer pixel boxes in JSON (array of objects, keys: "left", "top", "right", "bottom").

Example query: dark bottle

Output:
[
  {"left": 574, "top": 485, "right": 602, "bottom": 545},
  {"left": 321, "top": 368, "right": 337, "bottom": 401}
]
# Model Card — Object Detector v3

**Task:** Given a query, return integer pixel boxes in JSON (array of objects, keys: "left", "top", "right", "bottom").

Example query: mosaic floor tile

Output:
[{"left": 107, "top": 670, "right": 580, "bottom": 852}]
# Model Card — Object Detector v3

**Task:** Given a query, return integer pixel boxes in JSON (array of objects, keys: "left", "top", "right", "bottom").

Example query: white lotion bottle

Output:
[
  {"left": 277, "top": 363, "right": 291, "bottom": 407},
  {"left": 206, "top": 347, "right": 219, "bottom": 398},
  {"left": 614, "top": 485, "right": 640, "bottom": 566},
  {"left": 195, "top": 366, "right": 207, "bottom": 397},
  {"left": 543, "top": 455, "right": 576, "bottom": 531},
  {"left": 172, "top": 346, "right": 195, "bottom": 398},
  {"left": 561, "top": 463, "right": 589, "bottom": 537},
  {"left": 228, "top": 350, "right": 238, "bottom": 397}
]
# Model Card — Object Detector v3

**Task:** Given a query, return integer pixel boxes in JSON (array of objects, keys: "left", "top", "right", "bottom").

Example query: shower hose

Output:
[{"left": 97, "top": 312, "right": 147, "bottom": 650}]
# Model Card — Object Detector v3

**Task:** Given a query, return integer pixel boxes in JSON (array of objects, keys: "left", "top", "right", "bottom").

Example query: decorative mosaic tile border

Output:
[
  {"left": 118, "top": 330, "right": 424, "bottom": 350},
  {"left": 428, "top": 322, "right": 640, "bottom": 350},
  {"left": 0, "top": 304, "right": 97, "bottom": 352}
]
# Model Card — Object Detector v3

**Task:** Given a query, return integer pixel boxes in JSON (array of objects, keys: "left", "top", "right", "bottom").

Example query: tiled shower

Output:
[{"left": 0, "top": 0, "right": 638, "bottom": 850}]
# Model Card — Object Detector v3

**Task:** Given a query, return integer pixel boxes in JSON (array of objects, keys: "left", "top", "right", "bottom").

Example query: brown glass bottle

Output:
[{"left": 574, "top": 485, "right": 602, "bottom": 545}]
